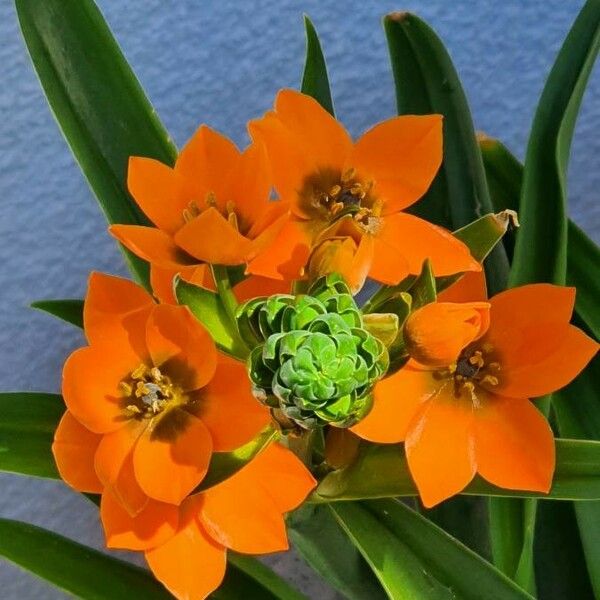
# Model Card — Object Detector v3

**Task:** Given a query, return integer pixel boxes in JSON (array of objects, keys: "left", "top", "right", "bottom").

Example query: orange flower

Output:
[
  {"left": 352, "top": 284, "right": 599, "bottom": 507},
  {"left": 52, "top": 272, "right": 270, "bottom": 511},
  {"left": 110, "top": 125, "right": 286, "bottom": 301},
  {"left": 101, "top": 443, "right": 316, "bottom": 600},
  {"left": 246, "top": 89, "right": 480, "bottom": 289}
]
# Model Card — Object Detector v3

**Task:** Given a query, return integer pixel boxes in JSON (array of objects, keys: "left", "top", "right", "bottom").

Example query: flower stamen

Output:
[{"left": 119, "top": 364, "right": 186, "bottom": 419}]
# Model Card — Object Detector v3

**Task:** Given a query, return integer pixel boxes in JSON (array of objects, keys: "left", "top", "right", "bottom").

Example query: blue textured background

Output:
[{"left": 1, "top": 1, "right": 599, "bottom": 598}]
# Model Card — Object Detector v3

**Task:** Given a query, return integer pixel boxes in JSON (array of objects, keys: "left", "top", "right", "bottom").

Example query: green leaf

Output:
[
  {"left": 533, "top": 500, "right": 595, "bottom": 600},
  {"left": 553, "top": 355, "right": 600, "bottom": 596},
  {"left": 410, "top": 259, "right": 436, "bottom": 309},
  {"left": 384, "top": 12, "right": 508, "bottom": 295},
  {"left": 567, "top": 221, "right": 600, "bottom": 339},
  {"left": 16, "top": 0, "right": 178, "bottom": 288},
  {"left": 218, "top": 553, "right": 308, "bottom": 600},
  {"left": 313, "top": 439, "right": 600, "bottom": 502},
  {"left": 329, "top": 499, "right": 532, "bottom": 600},
  {"left": 196, "top": 426, "right": 277, "bottom": 492},
  {"left": 480, "top": 136, "right": 600, "bottom": 340},
  {"left": 490, "top": 1, "right": 600, "bottom": 589},
  {"left": 509, "top": 0, "right": 600, "bottom": 288},
  {"left": 175, "top": 276, "right": 249, "bottom": 359},
  {"left": 0, "top": 518, "right": 173, "bottom": 599},
  {"left": 31, "top": 299, "right": 84, "bottom": 328},
  {"left": 288, "top": 504, "right": 387, "bottom": 600},
  {"left": 301, "top": 16, "right": 334, "bottom": 115},
  {"left": 0, "top": 392, "right": 63, "bottom": 479}
]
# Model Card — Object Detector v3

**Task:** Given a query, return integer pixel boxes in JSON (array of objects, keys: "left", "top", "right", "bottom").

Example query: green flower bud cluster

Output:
[{"left": 236, "top": 275, "right": 389, "bottom": 429}]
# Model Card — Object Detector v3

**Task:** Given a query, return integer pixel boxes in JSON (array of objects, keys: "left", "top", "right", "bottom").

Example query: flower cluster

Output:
[{"left": 52, "top": 90, "right": 598, "bottom": 599}]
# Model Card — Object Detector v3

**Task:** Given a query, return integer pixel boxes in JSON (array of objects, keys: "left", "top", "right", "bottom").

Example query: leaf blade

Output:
[
  {"left": 16, "top": 0, "right": 178, "bottom": 287},
  {"left": 30, "top": 299, "right": 84, "bottom": 328},
  {"left": 301, "top": 16, "right": 334, "bottom": 115}
]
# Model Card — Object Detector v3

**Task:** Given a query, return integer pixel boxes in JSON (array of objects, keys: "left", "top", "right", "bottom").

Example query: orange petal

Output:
[
  {"left": 404, "top": 302, "right": 490, "bottom": 367},
  {"left": 485, "top": 285, "right": 598, "bottom": 398},
  {"left": 145, "top": 304, "right": 217, "bottom": 392},
  {"left": 249, "top": 111, "right": 312, "bottom": 208},
  {"left": 145, "top": 497, "right": 226, "bottom": 600},
  {"left": 225, "top": 143, "right": 272, "bottom": 231},
  {"left": 176, "top": 125, "right": 240, "bottom": 207},
  {"left": 133, "top": 409, "right": 213, "bottom": 505},
  {"left": 489, "top": 284, "right": 576, "bottom": 329},
  {"left": 249, "top": 90, "right": 352, "bottom": 214},
  {"left": 94, "top": 421, "right": 147, "bottom": 516},
  {"left": 200, "top": 444, "right": 314, "bottom": 554},
  {"left": 491, "top": 323, "right": 598, "bottom": 399},
  {"left": 174, "top": 207, "right": 253, "bottom": 265},
  {"left": 274, "top": 89, "right": 352, "bottom": 172},
  {"left": 233, "top": 275, "right": 291, "bottom": 303},
  {"left": 246, "top": 217, "right": 312, "bottom": 281},
  {"left": 376, "top": 213, "right": 480, "bottom": 276},
  {"left": 474, "top": 393, "right": 554, "bottom": 492},
  {"left": 127, "top": 157, "right": 186, "bottom": 234},
  {"left": 243, "top": 443, "right": 317, "bottom": 514},
  {"left": 62, "top": 346, "right": 132, "bottom": 434},
  {"left": 101, "top": 489, "right": 179, "bottom": 551},
  {"left": 110, "top": 225, "right": 194, "bottom": 269},
  {"left": 438, "top": 270, "right": 488, "bottom": 303},
  {"left": 194, "top": 356, "right": 270, "bottom": 452},
  {"left": 405, "top": 387, "right": 476, "bottom": 507},
  {"left": 369, "top": 236, "right": 411, "bottom": 285},
  {"left": 84, "top": 272, "right": 152, "bottom": 358},
  {"left": 350, "top": 114, "right": 443, "bottom": 213},
  {"left": 52, "top": 411, "right": 103, "bottom": 493},
  {"left": 351, "top": 362, "right": 439, "bottom": 443}
]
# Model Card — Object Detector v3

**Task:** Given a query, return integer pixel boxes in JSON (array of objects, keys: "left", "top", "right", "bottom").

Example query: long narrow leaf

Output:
[
  {"left": 31, "top": 299, "right": 84, "bottom": 328},
  {"left": 0, "top": 519, "right": 172, "bottom": 599},
  {"left": 301, "top": 16, "right": 334, "bottom": 115},
  {"left": 384, "top": 12, "right": 508, "bottom": 296},
  {"left": 288, "top": 504, "right": 387, "bottom": 600},
  {"left": 479, "top": 135, "right": 600, "bottom": 339},
  {"left": 16, "top": 0, "right": 178, "bottom": 288},
  {"left": 0, "top": 392, "right": 63, "bottom": 478},
  {"left": 489, "top": 0, "right": 600, "bottom": 589},
  {"left": 330, "top": 500, "right": 532, "bottom": 600}
]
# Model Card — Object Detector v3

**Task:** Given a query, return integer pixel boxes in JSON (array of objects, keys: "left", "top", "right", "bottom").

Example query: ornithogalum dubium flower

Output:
[
  {"left": 109, "top": 125, "right": 287, "bottom": 302},
  {"left": 352, "top": 284, "right": 599, "bottom": 507},
  {"left": 53, "top": 272, "right": 270, "bottom": 508},
  {"left": 246, "top": 89, "right": 480, "bottom": 291}
]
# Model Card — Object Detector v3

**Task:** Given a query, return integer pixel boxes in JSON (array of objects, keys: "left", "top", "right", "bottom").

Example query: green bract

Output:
[{"left": 237, "top": 275, "right": 389, "bottom": 429}]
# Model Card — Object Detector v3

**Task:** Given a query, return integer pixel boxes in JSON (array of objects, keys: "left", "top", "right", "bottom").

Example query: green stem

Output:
[{"left": 211, "top": 264, "right": 239, "bottom": 325}]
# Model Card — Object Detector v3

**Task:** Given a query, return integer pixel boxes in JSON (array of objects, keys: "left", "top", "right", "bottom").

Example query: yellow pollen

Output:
[
  {"left": 119, "top": 364, "right": 186, "bottom": 420},
  {"left": 131, "top": 364, "right": 147, "bottom": 380},
  {"left": 329, "top": 184, "right": 342, "bottom": 198},
  {"left": 118, "top": 381, "right": 133, "bottom": 397},
  {"left": 481, "top": 375, "right": 499, "bottom": 386}
]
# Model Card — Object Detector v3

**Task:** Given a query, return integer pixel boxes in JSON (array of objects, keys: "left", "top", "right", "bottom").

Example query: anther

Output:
[
  {"left": 329, "top": 184, "right": 341, "bottom": 198},
  {"left": 119, "top": 381, "right": 133, "bottom": 397},
  {"left": 131, "top": 364, "right": 147, "bottom": 380},
  {"left": 481, "top": 375, "right": 499, "bottom": 386},
  {"left": 135, "top": 381, "right": 149, "bottom": 398},
  {"left": 126, "top": 404, "right": 142, "bottom": 414},
  {"left": 149, "top": 367, "right": 162, "bottom": 382},
  {"left": 205, "top": 192, "right": 217, "bottom": 207}
]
